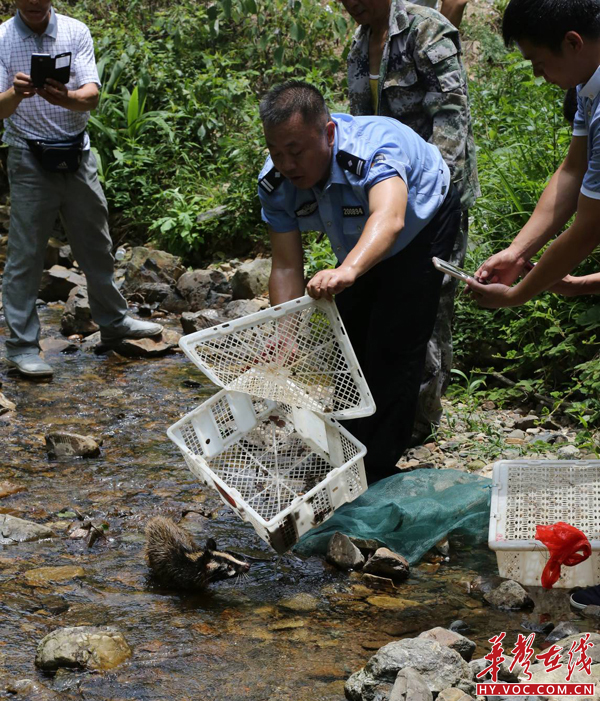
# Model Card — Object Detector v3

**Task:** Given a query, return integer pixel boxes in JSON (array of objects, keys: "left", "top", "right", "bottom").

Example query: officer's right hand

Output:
[
  {"left": 476, "top": 247, "right": 528, "bottom": 286},
  {"left": 307, "top": 267, "right": 357, "bottom": 301},
  {"left": 13, "top": 73, "right": 36, "bottom": 98}
]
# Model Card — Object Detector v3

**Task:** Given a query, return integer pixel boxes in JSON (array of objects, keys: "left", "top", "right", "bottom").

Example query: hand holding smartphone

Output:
[
  {"left": 432, "top": 257, "right": 481, "bottom": 283},
  {"left": 30, "top": 52, "right": 71, "bottom": 89}
]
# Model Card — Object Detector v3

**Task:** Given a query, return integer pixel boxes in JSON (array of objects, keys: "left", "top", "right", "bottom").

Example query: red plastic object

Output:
[{"left": 536, "top": 522, "right": 592, "bottom": 589}]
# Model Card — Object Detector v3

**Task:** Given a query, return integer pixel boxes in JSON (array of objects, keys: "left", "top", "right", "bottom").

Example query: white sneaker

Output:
[
  {"left": 100, "top": 317, "right": 163, "bottom": 343},
  {"left": 7, "top": 353, "right": 54, "bottom": 378}
]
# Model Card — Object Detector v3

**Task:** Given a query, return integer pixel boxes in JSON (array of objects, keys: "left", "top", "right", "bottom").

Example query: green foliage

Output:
[{"left": 52, "top": 0, "right": 350, "bottom": 261}]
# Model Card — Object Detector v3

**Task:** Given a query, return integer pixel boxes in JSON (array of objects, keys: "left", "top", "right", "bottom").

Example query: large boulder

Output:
[
  {"left": 327, "top": 532, "right": 365, "bottom": 571},
  {"left": 230, "top": 258, "right": 272, "bottom": 300},
  {"left": 484, "top": 580, "right": 533, "bottom": 611},
  {"left": 180, "top": 309, "right": 228, "bottom": 335},
  {"left": 39, "top": 265, "right": 86, "bottom": 303},
  {"left": 35, "top": 626, "right": 132, "bottom": 671},
  {"left": 389, "top": 667, "right": 433, "bottom": 701},
  {"left": 363, "top": 548, "right": 410, "bottom": 584},
  {"left": 132, "top": 282, "right": 189, "bottom": 314},
  {"left": 122, "top": 246, "right": 185, "bottom": 293},
  {"left": 60, "top": 286, "right": 98, "bottom": 337},
  {"left": 176, "top": 269, "right": 232, "bottom": 312},
  {"left": 417, "top": 627, "right": 476, "bottom": 662},
  {"left": 345, "top": 638, "right": 471, "bottom": 700}
]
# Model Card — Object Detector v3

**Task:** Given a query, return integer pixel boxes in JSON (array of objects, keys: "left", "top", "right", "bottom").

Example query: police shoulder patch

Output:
[
  {"left": 295, "top": 201, "right": 318, "bottom": 218},
  {"left": 336, "top": 150, "right": 367, "bottom": 177},
  {"left": 259, "top": 166, "right": 284, "bottom": 194}
]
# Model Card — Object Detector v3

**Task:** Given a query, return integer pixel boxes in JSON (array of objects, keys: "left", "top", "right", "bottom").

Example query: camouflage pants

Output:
[{"left": 412, "top": 210, "right": 469, "bottom": 440}]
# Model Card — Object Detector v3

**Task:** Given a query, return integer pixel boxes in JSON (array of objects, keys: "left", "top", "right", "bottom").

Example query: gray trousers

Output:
[
  {"left": 2, "top": 147, "right": 128, "bottom": 357},
  {"left": 413, "top": 210, "right": 469, "bottom": 435}
]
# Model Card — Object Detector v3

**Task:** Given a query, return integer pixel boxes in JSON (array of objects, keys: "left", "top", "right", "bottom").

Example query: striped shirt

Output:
[{"left": 0, "top": 8, "right": 100, "bottom": 149}]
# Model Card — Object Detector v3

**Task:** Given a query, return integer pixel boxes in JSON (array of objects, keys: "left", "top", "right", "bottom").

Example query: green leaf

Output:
[{"left": 274, "top": 46, "right": 285, "bottom": 67}]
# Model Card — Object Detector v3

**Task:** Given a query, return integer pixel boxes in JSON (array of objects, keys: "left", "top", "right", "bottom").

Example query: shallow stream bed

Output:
[{"left": 0, "top": 309, "right": 584, "bottom": 700}]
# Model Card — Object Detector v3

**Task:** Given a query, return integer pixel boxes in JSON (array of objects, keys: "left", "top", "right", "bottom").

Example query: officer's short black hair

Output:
[
  {"left": 259, "top": 81, "right": 331, "bottom": 129},
  {"left": 503, "top": 0, "right": 600, "bottom": 52}
]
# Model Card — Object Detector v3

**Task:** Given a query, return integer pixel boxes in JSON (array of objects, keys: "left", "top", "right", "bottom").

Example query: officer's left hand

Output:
[
  {"left": 466, "top": 277, "right": 521, "bottom": 309},
  {"left": 37, "top": 78, "right": 70, "bottom": 106},
  {"left": 307, "top": 267, "right": 357, "bottom": 301}
]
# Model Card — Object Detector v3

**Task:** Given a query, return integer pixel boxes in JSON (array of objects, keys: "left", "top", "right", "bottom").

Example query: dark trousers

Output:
[{"left": 337, "top": 185, "right": 461, "bottom": 483}]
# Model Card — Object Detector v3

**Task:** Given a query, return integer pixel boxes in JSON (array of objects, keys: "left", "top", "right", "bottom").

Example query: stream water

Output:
[{"left": 0, "top": 308, "right": 584, "bottom": 700}]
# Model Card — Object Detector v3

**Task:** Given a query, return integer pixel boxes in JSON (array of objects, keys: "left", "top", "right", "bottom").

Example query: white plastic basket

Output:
[
  {"left": 178, "top": 295, "right": 375, "bottom": 420},
  {"left": 167, "top": 389, "right": 368, "bottom": 553},
  {"left": 489, "top": 460, "right": 600, "bottom": 587}
]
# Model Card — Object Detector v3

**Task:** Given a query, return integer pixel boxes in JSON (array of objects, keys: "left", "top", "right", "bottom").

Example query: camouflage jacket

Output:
[{"left": 347, "top": 0, "right": 480, "bottom": 209}]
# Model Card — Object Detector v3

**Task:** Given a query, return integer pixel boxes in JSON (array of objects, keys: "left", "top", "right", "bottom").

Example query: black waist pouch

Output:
[{"left": 26, "top": 131, "right": 85, "bottom": 173}]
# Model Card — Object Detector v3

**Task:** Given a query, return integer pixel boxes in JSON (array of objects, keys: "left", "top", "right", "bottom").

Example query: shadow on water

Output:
[{"left": 0, "top": 308, "right": 591, "bottom": 700}]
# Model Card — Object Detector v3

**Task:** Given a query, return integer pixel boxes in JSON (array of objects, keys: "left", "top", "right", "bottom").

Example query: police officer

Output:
[
  {"left": 258, "top": 81, "right": 461, "bottom": 483},
  {"left": 0, "top": 0, "right": 162, "bottom": 378}
]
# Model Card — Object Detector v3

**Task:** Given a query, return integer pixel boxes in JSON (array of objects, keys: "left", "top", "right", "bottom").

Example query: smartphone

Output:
[
  {"left": 30, "top": 52, "right": 71, "bottom": 89},
  {"left": 432, "top": 257, "right": 478, "bottom": 283}
]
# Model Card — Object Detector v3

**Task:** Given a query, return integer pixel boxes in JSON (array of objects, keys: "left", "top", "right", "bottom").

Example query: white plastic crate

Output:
[
  {"left": 178, "top": 295, "right": 375, "bottom": 420},
  {"left": 167, "top": 389, "right": 368, "bottom": 553},
  {"left": 489, "top": 460, "right": 600, "bottom": 587}
]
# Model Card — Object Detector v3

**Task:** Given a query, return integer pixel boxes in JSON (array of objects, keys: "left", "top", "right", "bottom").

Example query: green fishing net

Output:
[{"left": 295, "top": 468, "right": 492, "bottom": 564}]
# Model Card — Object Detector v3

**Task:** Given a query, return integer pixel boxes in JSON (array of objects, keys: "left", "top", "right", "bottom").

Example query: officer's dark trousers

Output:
[{"left": 337, "top": 185, "right": 461, "bottom": 484}]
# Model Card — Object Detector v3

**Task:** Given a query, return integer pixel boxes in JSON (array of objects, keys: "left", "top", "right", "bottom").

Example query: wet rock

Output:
[
  {"left": 437, "top": 689, "right": 474, "bottom": 701},
  {"left": 0, "top": 391, "right": 16, "bottom": 415},
  {"left": 22, "top": 565, "right": 85, "bottom": 587},
  {"left": 123, "top": 246, "right": 185, "bottom": 292},
  {"left": 345, "top": 638, "right": 471, "bottom": 700},
  {"left": 326, "top": 532, "right": 365, "bottom": 570},
  {"left": 60, "top": 286, "right": 98, "bottom": 336},
  {"left": 109, "top": 330, "right": 180, "bottom": 358},
  {"left": 469, "top": 655, "right": 523, "bottom": 683},
  {"left": 45, "top": 432, "right": 101, "bottom": 459},
  {"left": 35, "top": 626, "right": 132, "bottom": 671},
  {"left": 418, "top": 627, "right": 476, "bottom": 662},
  {"left": 363, "top": 548, "right": 410, "bottom": 583},
  {"left": 279, "top": 593, "right": 319, "bottom": 612},
  {"left": 0, "top": 514, "right": 54, "bottom": 543},
  {"left": 39, "top": 338, "right": 79, "bottom": 354},
  {"left": 5, "top": 679, "right": 64, "bottom": 700},
  {"left": 175, "top": 269, "right": 232, "bottom": 312},
  {"left": 134, "top": 282, "right": 189, "bottom": 314},
  {"left": 39, "top": 265, "right": 86, "bottom": 303},
  {"left": 0, "top": 480, "right": 26, "bottom": 498},
  {"left": 455, "top": 679, "right": 477, "bottom": 697},
  {"left": 230, "top": 258, "right": 272, "bottom": 300},
  {"left": 484, "top": 580, "right": 533, "bottom": 611},
  {"left": 224, "top": 297, "right": 269, "bottom": 319},
  {"left": 389, "top": 667, "right": 433, "bottom": 701},
  {"left": 581, "top": 605, "right": 600, "bottom": 619},
  {"left": 181, "top": 309, "right": 227, "bottom": 334},
  {"left": 350, "top": 537, "right": 384, "bottom": 556},
  {"left": 557, "top": 444, "right": 581, "bottom": 459},
  {"left": 546, "top": 621, "right": 581, "bottom": 643},
  {"left": 513, "top": 415, "right": 538, "bottom": 430}
]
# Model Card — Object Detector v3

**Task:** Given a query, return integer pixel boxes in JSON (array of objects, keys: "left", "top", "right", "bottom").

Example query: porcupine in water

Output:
[{"left": 145, "top": 516, "right": 250, "bottom": 591}]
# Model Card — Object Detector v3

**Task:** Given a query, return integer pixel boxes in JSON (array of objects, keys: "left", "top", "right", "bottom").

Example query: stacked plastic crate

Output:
[{"left": 168, "top": 295, "right": 376, "bottom": 553}]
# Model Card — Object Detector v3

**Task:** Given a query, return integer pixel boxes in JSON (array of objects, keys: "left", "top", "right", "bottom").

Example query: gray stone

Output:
[
  {"left": 230, "top": 258, "right": 272, "bottom": 300},
  {"left": 484, "top": 580, "right": 533, "bottom": 610},
  {"left": 470, "top": 655, "right": 524, "bottom": 683},
  {"left": 513, "top": 415, "right": 538, "bottom": 430},
  {"left": 224, "top": 298, "right": 269, "bottom": 319},
  {"left": 35, "top": 626, "right": 132, "bottom": 671},
  {"left": 181, "top": 309, "right": 227, "bottom": 335},
  {"left": 108, "top": 329, "right": 180, "bottom": 358},
  {"left": 507, "top": 429, "right": 526, "bottom": 440},
  {"left": 363, "top": 547, "right": 410, "bottom": 583},
  {"left": 418, "top": 627, "right": 476, "bottom": 662},
  {"left": 389, "top": 667, "right": 433, "bottom": 701},
  {"left": 542, "top": 418, "right": 562, "bottom": 430},
  {"left": 326, "top": 532, "right": 365, "bottom": 570},
  {"left": 279, "top": 593, "right": 319, "bottom": 612},
  {"left": 39, "top": 265, "right": 86, "bottom": 303},
  {"left": 556, "top": 633, "right": 600, "bottom": 664},
  {"left": 582, "top": 606, "right": 600, "bottom": 619},
  {"left": 0, "top": 514, "right": 54, "bottom": 543},
  {"left": 60, "top": 286, "right": 98, "bottom": 337},
  {"left": 39, "top": 338, "right": 79, "bottom": 354},
  {"left": 557, "top": 444, "right": 581, "bottom": 459},
  {"left": 455, "top": 679, "right": 477, "bottom": 696},
  {"left": 437, "top": 689, "right": 474, "bottom": 701},
  {"left": 45, "top": 432, "right": 101, "bottom": 459},
  {"left": 546, "top": 621, "right": 582, "bottom": 643},
  {"left": 0, "top": 391, "right": 16, "bottom": 415},
  {"left": 175, "top": 269, "right": 232, "bottom": 311},
  {"left": 345, "top": 638, "right": 470, "bottom": 699},
  {"left": 123, "top": 246, "right": 185, "bottom": 292},
  {"left": 529, "top": 431, "right": 567, "bottom": 445}
]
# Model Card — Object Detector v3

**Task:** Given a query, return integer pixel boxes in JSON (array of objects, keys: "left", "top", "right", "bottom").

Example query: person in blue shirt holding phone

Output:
[{"left": 258, "top": 81, "right": 461, "bottom": 483}]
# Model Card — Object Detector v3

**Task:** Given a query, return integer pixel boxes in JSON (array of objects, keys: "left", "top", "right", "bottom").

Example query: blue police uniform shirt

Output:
[
  {"left": 573, "top": 65, "right": 600, "bottom": 200},
  {"left": 258, "top": 113, "right": 451, "bottom": 263}
]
